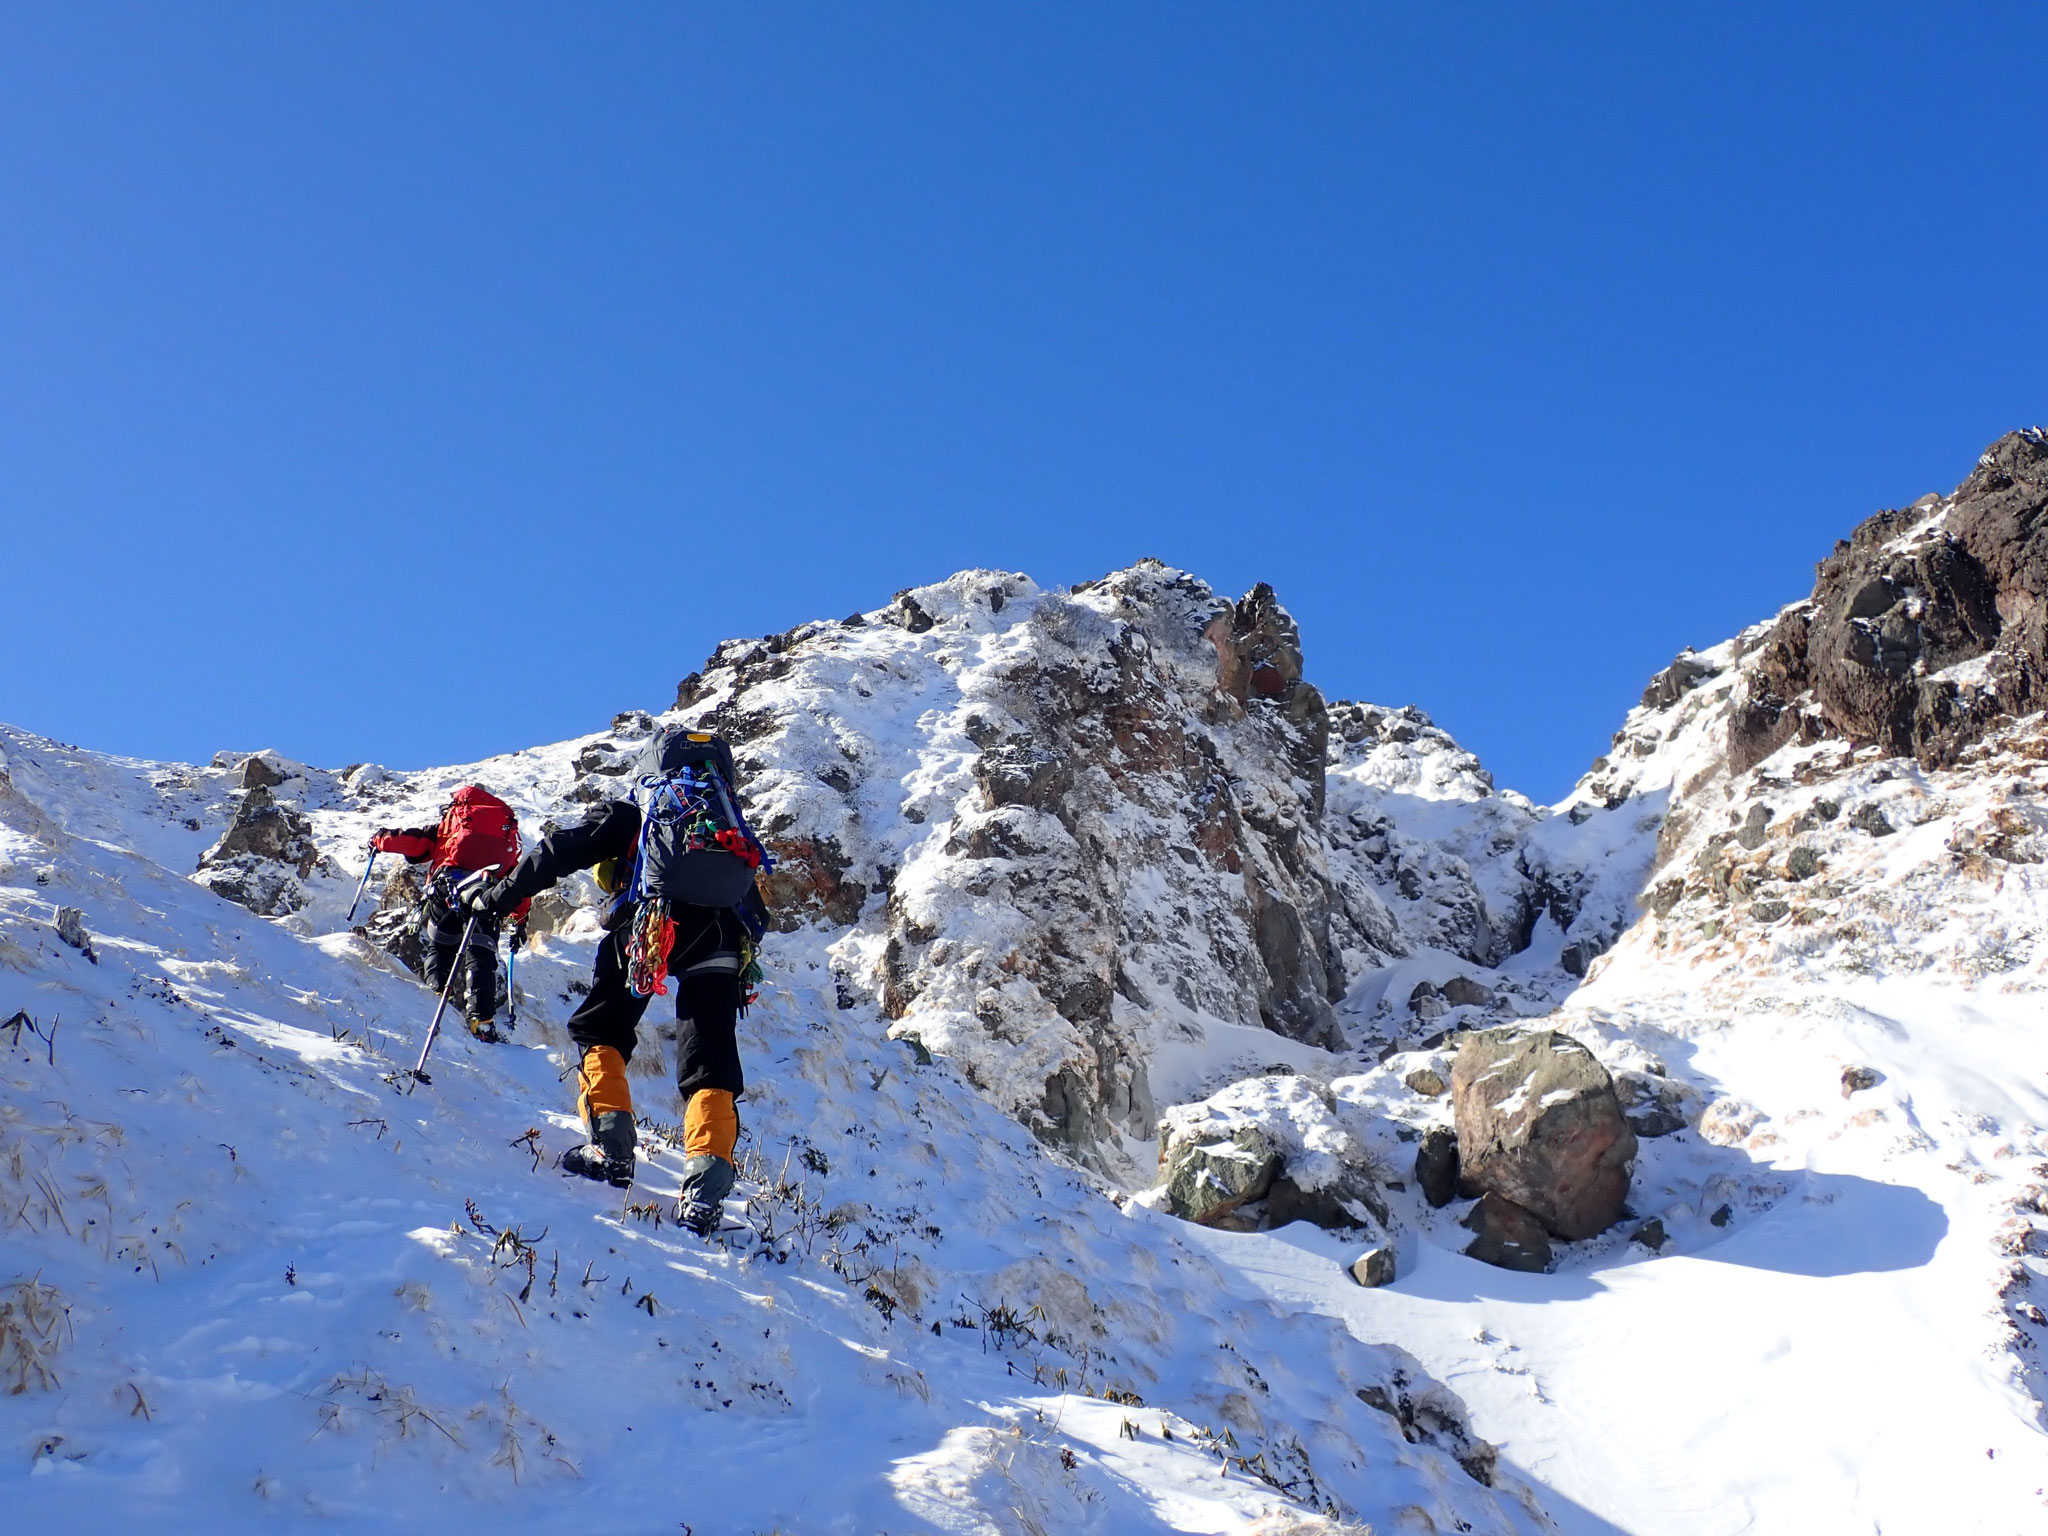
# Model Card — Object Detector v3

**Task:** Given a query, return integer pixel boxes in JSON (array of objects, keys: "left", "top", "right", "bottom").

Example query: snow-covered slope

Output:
[
  {"left": 0, "top": 725, "right": 1546, "bottom": 1534},
  {"left": 9, "top": 429, "right": 2048, "bottom": 1533},
  {"left": 1178, "top": 432, "right": 2048, "bottom": 1533}
]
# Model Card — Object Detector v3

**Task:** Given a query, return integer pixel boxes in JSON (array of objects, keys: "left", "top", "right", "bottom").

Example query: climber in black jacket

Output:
[{"left": 470, "top": 730, "right": 769, "bottom": 1234}]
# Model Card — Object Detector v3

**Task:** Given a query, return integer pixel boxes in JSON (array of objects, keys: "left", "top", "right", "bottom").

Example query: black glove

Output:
[
  {"left": 509, "top": 919, "right": 528, "bottom": 952},
  {"left": 457, "top": 872, "right": 504, "bottom": 919}
]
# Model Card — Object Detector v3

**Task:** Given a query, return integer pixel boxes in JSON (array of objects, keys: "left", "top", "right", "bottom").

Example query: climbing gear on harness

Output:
[
  {"left": 626, "top": 901, "right": 678, "bottom": 998},
  {"left": 739, "top": 932, "right": 764, "bottom": 1011}
]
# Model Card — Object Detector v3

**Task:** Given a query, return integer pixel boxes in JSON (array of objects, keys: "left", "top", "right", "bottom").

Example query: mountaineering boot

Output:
[
  {"left": 465, "top": 1015, "right": 503, "bottom": 1044},
  {"left": 561, "top": 1109, "right": 636, "bottom": 1189},
  {"left": 678, "top": 1152, "right": 736, "bottom": 1236},
  {"left": 563, "top": 1044, "right": 635, "bottom": 1186}
]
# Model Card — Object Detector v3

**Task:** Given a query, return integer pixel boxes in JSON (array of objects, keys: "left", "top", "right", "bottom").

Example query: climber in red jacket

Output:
[{"left": 372, "top": 785, "right": 531, "bottom": 1042}]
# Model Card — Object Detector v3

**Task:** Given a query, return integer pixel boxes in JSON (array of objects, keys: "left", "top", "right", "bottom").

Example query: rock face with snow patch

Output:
[
  {"left": 195, "top": 784, "right": 329, "bottom": 916},
  {"left": 1452, "top": 1028, "right": 1636, "bottom": 1240},
  {"left": 1731, "top": 428, "right": 2048, "bottom": 773},
  {"left": 1323, "top": 703, "right": 1542, "bottom": 975},
  {"left": 667, "top": 565, "right": 1392, "bottom": 1157}
]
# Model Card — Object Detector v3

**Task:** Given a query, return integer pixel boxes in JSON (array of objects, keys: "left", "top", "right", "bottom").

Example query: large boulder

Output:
[
  {"left": 1154, "top": 1074, "right": 1383, "bottom": 1231},
  {"left": 1452, "top": 1029, "right": 1636, "bottom": 1240},
  {"left": 1158, "top": 1127, "right": 1281, "bottom": 1227}
]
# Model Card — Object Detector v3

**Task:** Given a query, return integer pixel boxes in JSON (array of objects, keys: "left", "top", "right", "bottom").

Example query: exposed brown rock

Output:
[
  {"left": 1350, "top": 1246, "right": 1397, "bottom": 1287},
  {"left": 196, "top": 785, "right": 331, "bottom": 917},
  {"left": 240, "top": 754, "right": 288, "bottom": 790},
  {"left": 1731, "top": 429, "right": 2048, "bottom": 772},
  {"left": 757, "top": 835, "right": 869, "bottom": 931},
  {"left": 1461, "top": 1192, "right": 1552, "bottom": 1272},
  {"left": 1452, "top": 1029, "right": 1636, "bottom": 1240}
]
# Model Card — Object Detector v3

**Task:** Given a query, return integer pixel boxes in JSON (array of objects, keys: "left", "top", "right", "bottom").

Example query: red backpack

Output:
[{"left": 435, "top": 785, "right": 521, "bottom": 873}]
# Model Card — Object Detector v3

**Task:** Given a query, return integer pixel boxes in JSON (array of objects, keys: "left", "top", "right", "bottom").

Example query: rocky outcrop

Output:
[
  {"left": 669, "top": 565, "right": 1366, "bottom": 1160},
  {"left": 1731, "top": 429, "right": 2048, "bottom": 773},
  {"left": 361, "top": 860, "right": 428, "bottom": 977},
  {"left": 634, "top": 558, "right": 1600, "bottom": 1165},
  {"left": 1452, "top": 1029, "right": 1636, "bottom": 1240},
  {"left": 1323, "top": 704, "right": 1541, "bottom": 976},
  {"left": 239, "top": 753, "right": 288, "bottom": 790},
  {"left": 196, "top": 785, "right": 330, "bottom": 916}
]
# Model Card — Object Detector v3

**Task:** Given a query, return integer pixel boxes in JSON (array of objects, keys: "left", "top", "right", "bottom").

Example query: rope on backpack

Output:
[{"left": 626, "top": 901, "right": 675, "bottom": 999}]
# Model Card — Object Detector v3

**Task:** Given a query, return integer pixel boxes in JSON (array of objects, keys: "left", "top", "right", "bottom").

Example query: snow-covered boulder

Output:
[
  {"left": 1152, "top": 1073, "right": 1389, "bottom": 1232},
  {"left": 1158, "top": 1125, "right": 1281, "bottom": 1227}
]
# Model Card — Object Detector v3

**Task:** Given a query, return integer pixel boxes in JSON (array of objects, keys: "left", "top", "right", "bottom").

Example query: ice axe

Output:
[
  {"left": 405, "top": 865, "right": 501, "bottom": 1092},
  {"left": 345, "top": 845, "right": 379, "bottom": 924}
]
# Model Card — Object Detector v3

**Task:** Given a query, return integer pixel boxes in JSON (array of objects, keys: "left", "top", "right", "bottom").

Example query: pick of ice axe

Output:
[
  {"left": 405, "top": 864, "right": 501, "bottom": 1092},
  {"left": 345, "top": 845, "right": 379, "bottom": 924}
]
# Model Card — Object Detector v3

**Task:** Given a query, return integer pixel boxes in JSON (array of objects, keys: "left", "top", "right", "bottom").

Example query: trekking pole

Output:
[
  {"left": 346, "top": 845, "right": 379, "bottom": 924},
  {"left": 505, "top": 945, "right": 519, "bottom": 1030},
  {"left": 405, "top": 865, "right": 499, "bottom": 1091}
]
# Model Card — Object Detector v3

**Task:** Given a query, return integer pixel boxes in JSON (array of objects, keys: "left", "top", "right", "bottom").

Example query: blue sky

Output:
[{"left": 2, "top": 6, "right": 2041, "bottom": 801}]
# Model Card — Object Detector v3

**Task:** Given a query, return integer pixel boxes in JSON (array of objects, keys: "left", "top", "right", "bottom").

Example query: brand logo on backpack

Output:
[{"left": 622, "top": 728, "right": 774, "bottom": 998}]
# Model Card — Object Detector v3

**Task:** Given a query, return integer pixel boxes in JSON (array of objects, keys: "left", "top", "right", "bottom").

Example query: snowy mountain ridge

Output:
[{"left": 6, "top": 428, "right": 2048, "bottom": 1532}]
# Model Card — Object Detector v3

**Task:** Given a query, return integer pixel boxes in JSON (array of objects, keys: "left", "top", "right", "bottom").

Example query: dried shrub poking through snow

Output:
[{"left": 0, "top": 1276, "right": 72, "bottom": 1393}]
